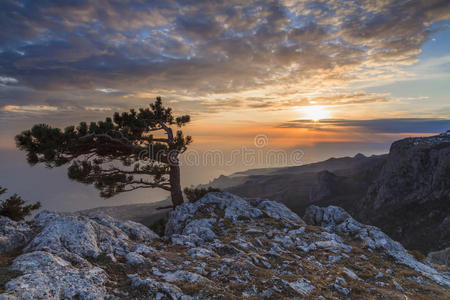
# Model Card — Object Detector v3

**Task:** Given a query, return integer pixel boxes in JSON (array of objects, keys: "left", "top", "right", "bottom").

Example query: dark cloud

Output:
[
  {"left": 0, "top": 0, "right": 449, "bottom": 113},
  {"left": 279, "top": 118, "right": 450, "bottom": 134}
]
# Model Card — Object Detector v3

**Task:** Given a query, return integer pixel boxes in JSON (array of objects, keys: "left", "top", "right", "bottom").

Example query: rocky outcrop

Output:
[
  {"left": 358, "top": 131, "right": 450, "bottom": 253},
  {"left": 304, "top": 205, "right": 450, "bottom": 286},
  {"left": 1, "top": 211, "right": 158, "bottom": 299},
  {"left": 427, "top": 247, "right": 450, "bottom": 267},
  {"left": 0, "top": 216, "right": 32, "bottom": 254},
  {"left": 6, "top": 251, "right": 108, "bottom": 299},
  {"left": 1, "top": 193, "right": 449, "bottom": 299}
]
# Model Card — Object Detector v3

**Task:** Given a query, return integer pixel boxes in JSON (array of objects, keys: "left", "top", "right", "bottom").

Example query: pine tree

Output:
[
  {"left": 15, "top": 97, "right": 191, "bottom": 208},
  {"left": 0, "top": 186, "right": 41, "bottom": 221}
]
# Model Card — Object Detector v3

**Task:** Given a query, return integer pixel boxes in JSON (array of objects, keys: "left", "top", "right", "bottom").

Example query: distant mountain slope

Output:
[
  {"left": 223, "top": 153, "right": 387, "bottom": 215},
  {"left": 206, "top": 131, "right": 450, "bottom": 254},
  {"left": 204, "top": 153, "right": 386, "bottom": 190},
  {"left": 357, "top": 131, "right": 450, "bottom": 253},
  {"left": 78, "top": 198, "right": 171, "bottom": 226}
]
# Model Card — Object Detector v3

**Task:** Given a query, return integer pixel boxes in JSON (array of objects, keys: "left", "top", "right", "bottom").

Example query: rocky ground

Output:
[{"left": 1, "top": 192, "right": 449, "bottom": 299}]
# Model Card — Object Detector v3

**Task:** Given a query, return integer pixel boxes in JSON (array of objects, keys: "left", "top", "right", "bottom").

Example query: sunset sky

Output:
[{"left": 0, "top": 0, "right": 449, "bottom": 210}]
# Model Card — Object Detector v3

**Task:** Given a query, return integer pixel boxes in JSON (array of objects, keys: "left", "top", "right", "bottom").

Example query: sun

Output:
[{"left": 301, "top": 106, "right": 331, "bottom": 121}]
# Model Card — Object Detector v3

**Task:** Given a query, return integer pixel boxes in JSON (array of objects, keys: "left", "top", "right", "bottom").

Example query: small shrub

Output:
[
  {"left": 88, "top": 253, "right": 124, "bottom": 278},
  {"left": 91, "top": 253, "right": 115, "bottom": 265},
  {"left": 183, "top": 187, "right": 221, "bottom": 203},
  {"left": 408, "top": 249, "right": 426, "bottom": 261},
  {"left": 0, "top": 186, "right": 41, "bottom": 221}
]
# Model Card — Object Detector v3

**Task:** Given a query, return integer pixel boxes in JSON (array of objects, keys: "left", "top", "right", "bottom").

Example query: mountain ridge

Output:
[{"left": 205, "top": 131, "right": 450, "bottom": 254}]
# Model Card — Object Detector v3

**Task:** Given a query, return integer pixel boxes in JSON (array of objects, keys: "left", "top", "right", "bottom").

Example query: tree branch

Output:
[
  {"left": 126, "top": 181, "right": 171, "bottom": 191},
  {"left": 80, "top": 132, "right": 137, "bottom": 148},
  {"left": 148, "top": 127, "right": 165, "bottom": 132},
  {"left": 102, "top": 166, "right": 169, "bottom": 176},
  {"left": 151, "top": 138, "right": 170, "bottom": 143},
  {"left": 158, "top": 121, "right": 174, "bottom": 142}
]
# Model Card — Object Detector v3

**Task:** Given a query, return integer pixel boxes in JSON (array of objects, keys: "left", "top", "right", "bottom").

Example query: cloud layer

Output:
[
  {"left": 1, "top": 0, "right": 449, "bottom": 114},
  {"left": 279, "top": 118, "right": 450, "bottom": 133}
]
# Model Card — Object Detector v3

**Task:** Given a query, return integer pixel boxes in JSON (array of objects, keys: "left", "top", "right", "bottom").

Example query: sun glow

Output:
[{"left": 301, "top": 106, "right": 331, "bottom": 121}]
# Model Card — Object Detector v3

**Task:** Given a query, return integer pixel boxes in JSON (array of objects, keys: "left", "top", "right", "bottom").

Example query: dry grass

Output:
[{"left": 0, "top": 251, "right": 23, "bottom": 293}]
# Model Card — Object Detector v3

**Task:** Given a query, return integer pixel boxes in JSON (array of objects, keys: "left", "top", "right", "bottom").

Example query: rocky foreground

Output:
[{"left": 1, "top": 193, "right": 449, "bottom": 299}]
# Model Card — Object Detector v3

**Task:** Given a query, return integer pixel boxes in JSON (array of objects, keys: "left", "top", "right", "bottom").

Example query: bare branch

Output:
[
  {"left": 152, "top": 138, "right": 170, "bottom": 143},
  {"left": 80, "top": 132, "right": 136, "bottom": 148},
  {"left": 158, "top": 121, "right": 174, "bottom": 141},
  {"left": 102, "top": 166, "right": 169, "bottom": 176},
  {"left": 148, "top": 127, "right": 165, "bottom": 132},
  {"left": 126, "top": 181, "right": 171, "bottom": 191}
]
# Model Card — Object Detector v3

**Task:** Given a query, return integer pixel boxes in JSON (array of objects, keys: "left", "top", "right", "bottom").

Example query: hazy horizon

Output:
[{"left": 0, "top": 130, "right": 445, "bottom": 212}]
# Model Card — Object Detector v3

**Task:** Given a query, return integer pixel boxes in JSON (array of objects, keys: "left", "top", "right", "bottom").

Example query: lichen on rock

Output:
[{"left": 1, "top": 192, "right": 449, "bottom": 299}]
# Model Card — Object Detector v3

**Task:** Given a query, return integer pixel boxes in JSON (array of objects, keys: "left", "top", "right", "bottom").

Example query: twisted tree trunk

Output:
[{"left": 169, "top": 163, "right": 183, "bottom": 208}]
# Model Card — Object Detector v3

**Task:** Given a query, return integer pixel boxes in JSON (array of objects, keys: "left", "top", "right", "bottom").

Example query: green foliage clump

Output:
[
  {"left": 183, "top": 187, "right": 222, "bottom": 203},
  {"left": 0, "top": 186, "right": 40, "bottom": 221}
]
